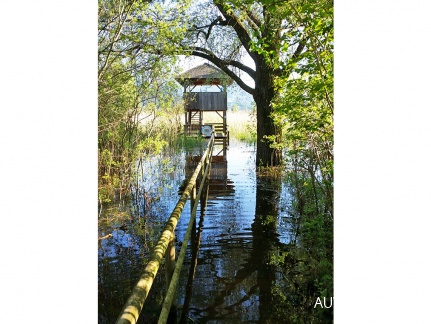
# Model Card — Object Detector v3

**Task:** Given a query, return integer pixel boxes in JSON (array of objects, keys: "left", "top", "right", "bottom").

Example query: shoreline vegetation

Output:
[{"left": 99, "top": 107, "right": 258, "bottom": 204}]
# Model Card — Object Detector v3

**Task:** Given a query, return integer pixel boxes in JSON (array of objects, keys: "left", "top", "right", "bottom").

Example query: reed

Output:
[{"left": 202, "top": 110, "right": 256, "bottom": 144}]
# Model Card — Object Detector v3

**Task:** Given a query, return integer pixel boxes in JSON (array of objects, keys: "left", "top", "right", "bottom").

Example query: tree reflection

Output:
[
  {"left": 252, "top": 173, "right": 281, "bottom": 322},
  {"left": 176, "top": 168, "right": 333, "bottom": 323},
  {"left": 252, "top": 171, "right": 333, "bottom": 323}
]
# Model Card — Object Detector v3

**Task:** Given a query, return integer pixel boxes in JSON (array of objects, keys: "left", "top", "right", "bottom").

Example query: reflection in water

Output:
[
  {"left": 253, "top": 174, "right": 282, "bottom": 322},
  {"left": 98, "top": 140, "right": 333, "bottom": 323},
  {"left": 174, "top": 143, "right": 292, "bottom": 323}
]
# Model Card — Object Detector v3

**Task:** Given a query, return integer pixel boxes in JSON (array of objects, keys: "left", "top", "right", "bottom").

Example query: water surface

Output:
[{"left": 98, "top": 139, "right": 329, "bottom": 323}]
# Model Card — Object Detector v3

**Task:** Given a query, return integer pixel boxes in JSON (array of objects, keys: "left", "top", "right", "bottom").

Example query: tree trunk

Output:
[{"left": 254, "top": 59, "right": 282, "bottom": 167}]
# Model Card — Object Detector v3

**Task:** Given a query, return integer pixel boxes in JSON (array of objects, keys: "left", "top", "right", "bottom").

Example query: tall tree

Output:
[{"left": 182, "top": 0, "right": 308, "bottom": 167}]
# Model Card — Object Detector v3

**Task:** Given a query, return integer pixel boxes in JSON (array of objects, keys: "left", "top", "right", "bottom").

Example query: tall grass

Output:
[{"left": 202, "top": 110, "right": 256, "bottom": 144}]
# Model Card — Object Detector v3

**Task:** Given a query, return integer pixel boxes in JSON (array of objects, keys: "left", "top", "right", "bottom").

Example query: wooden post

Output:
[
  {"left": 165, "top": 232, "right": 176, "bottom": 290},
  {"left": 191, "top": 185, "right": 196, "bottom": 215},
  {"left": 201, "top": 155, "right": 205, "bottom": 178},
  {"left": 184, "top": 111, "right": 187, "bottom": 134},
  {"left": 164, "top": 231, "right": 177, "bottom": 322},
  {"left": 187, "top": 111, "right": 191, "bottom": 136},
  {"left": 223, "top": 110, "right": 226, "bottom": 134},
  {"left": 200, "top": 156, "right": 210, "bottom": 213},
  {"left": 223, "top": 110, "right": 227, "bottom": 158}
]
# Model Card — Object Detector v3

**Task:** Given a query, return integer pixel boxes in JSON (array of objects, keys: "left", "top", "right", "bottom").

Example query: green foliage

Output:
[
  {"left": 185, "top": 0, "right": 332, "bottom": 166},
  {"left": 262, "top": 163, "right": 333, "bottom": 323},
  {"left": 279, "top": 154, "right": 333, "bottom": 321},
  {"left": 173, "top": 134, "right": 206, "bottom": 150},
  {"left": 270, "top": 0, "right": 333, "bottom": 209},
  {"left": 98, "top": 0, "right": 190, "bottom": 203},
  {"left": 258, "top": 1, "right": 334, "bottom": 319}
]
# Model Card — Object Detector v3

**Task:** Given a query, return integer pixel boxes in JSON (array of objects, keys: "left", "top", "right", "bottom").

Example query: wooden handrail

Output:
[
  {"left": 158, "top": 142, "right": 213, "bottom": 323},
  {"left": 116, "top": 134, "right": 214, "bottom": 324}
]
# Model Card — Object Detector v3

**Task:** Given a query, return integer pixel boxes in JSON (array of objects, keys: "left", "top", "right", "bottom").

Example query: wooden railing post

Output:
[
  {"left": 191, "top": 185, "right": 196, "bottom": 215},
  {"left": 165, "top": 231, "right": 175, "bottom": 290},
  {"left": 164, "top": 231, "right": 177, "bottom": 321}
]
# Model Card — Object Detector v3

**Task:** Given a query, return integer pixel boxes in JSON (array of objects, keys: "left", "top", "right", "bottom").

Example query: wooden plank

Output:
[{"left": 184, "top": 92, "right": 227, "bottom": 111}]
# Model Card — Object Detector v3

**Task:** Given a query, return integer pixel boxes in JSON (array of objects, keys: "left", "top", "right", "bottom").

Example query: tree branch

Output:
[
  {"left": 215, "top": 3, "right": 257, "bottom": 60},
  {"left": 192, "top": 46, "right": 256, "bottom": 79},
  {"left": 292, "top": 37, "right": 307, "bottom": 61},
  {"left": 190, "top": 49, "right": 255, "bottom": 95},
  {"left": 245, "top": 9, "right": 262, "bottom": 30}
]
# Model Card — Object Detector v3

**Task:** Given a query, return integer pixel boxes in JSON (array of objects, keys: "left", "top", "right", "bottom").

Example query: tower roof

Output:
[{"left": 175, "top": 63, "right": 233, "bottom": 86}]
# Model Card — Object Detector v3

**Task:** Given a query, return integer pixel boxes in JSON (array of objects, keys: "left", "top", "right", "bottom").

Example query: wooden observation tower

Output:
[{"left": 175, "top": 63, "right": 233, "bottom": 157}]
